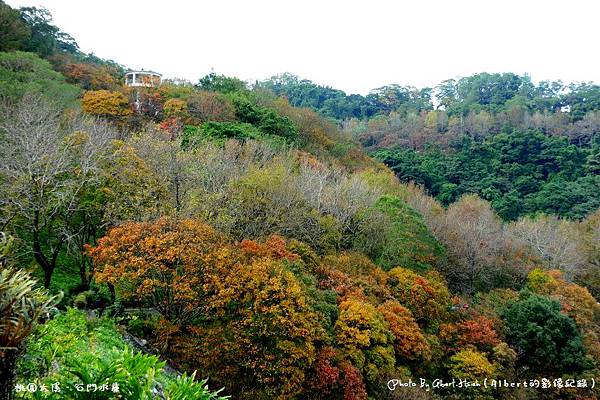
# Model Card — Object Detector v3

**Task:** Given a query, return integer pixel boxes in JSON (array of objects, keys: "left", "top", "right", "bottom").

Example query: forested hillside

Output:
[
  {"left": 1, "top": 2, "right": 600, "bottom": 400},
  {"left": 262, "top": 73, "right": 600, "bottom": 220}
]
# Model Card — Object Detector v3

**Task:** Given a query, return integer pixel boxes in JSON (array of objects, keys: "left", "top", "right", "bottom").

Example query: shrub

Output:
[
  {"left": 447, "top": 349, "right": 495, "bottom": 399},
  {"left": 0, "top": 265, "right": 60, "bottom": 399},
  {"left": 182, "top": 122, "right": 287, "bottom": 149},
  {"left": 73, "top": 292, "right": 88, "bottom": 309},
  {"left": 127, "top": 315, "right": 161, "bottom": 339}
]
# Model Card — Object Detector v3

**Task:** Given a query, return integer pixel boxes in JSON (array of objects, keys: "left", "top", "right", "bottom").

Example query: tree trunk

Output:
[
  {"left": 32, "top": 212, "right": 53, "bottom": 289},
  {"left": 43, "top": 267, "right": 54, "bottom": 289},
  {"left": 0, "top": 351, "right": 18, "bottom": 400},
  {"left": 32, "top": 234, "right": 52, "bottom": 289},
  {"left": 79, "top": 257, "right": 90, "bottom": 290},
  {"left": 32, "top": 228, "right": 63, "bottom": 289},
  {"left": 108, "top": 283, "right": 116, "bottom": 303},
  {"left": 79, "top": 263, "right": 88, "bottom": 290},
  {"left": 175, "top": 175, "right": 180, "bottom": 213}
]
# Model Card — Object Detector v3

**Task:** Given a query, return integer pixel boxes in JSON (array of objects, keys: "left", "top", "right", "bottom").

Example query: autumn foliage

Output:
[
  {"left": 82, "top": 89, "right": 131, "bottom": 120},
  {"left": 387, "top": 267, "right": 451, "bottom": 327},
  {"left": 447, "top": 349, "right": 496, "bottom": 399},
  {"left": 90, "top": 219, "right": 325, "bottom": 399},
  {"left": 3, "top": 22, "right": 600, "bottom": 399},
  {"left": 163, "top": 98, "right": 187, "bottom": 118},
  {"left": 82, "top": 206, "right": 600, "bottom": 399},
  {"left": 63, "top": 62, "right": 118, "bottom": 90},
  {"left": 87, "top": 216, "right": 499, "bottom": 398},
  {"left": 193, "top": 254, "right": 325, "bottom": 398},
  {"left": 334, "top": 298, "right": 395, "bottom": 383},
  {"left": 319, "top": 252, "right": 390, "bottom": 303},
  {"left": 377, "top": 300, "right": 430, "bottom": 360},
  {"left": 439, "top": 316, "right": 501, "bottom": 352},
  {"left": 89, "top": 218, "right": 226, "bottom": 323},
  {"left": 186, "top": 90, "right": 236, "bottom": 123}
]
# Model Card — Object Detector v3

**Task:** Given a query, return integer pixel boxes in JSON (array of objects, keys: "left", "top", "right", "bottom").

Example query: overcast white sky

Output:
[{"left": 5, "top": 0, "right": 600, "bottom": 95}]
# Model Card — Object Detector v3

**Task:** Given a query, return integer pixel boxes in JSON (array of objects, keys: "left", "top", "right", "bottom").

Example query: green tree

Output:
[
  {"left": 229, "top": 94, "right": 298, "bottom": 140},
  {"left": 503, "top": 294, "right": 591, "bottom": 373},
  {"left": 19, "top": 6, "right": 79, "bottom": 56},
  {"left": 198, "top": 72, "right": 247, "bottom": 94},
  {"left": 356, "top": 195, "right": 444, "bottom": 272},
  {"left": 0, "top": 1, "right": 30, "bottom": 51},
  {"left": 258, "top": 73, "right": 378, "bottom": 120}
]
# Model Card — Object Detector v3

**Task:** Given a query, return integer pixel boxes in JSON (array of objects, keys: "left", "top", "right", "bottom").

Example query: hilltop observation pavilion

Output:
[{"left": 124, "top": 70, "right": 162, "bottom": 87}]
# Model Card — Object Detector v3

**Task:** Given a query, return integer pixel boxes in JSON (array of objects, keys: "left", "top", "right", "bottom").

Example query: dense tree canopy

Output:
[{"left": 375, "top": 129, "right": 599, "bottom": 220}]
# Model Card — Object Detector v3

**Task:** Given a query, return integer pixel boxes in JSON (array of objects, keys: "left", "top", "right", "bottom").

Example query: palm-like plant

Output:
[
  {"left": 63, "top": 347, "right": 164, "bottom": 400},
  {"left": 165, "top": 371, "right": 229, "bottom": 400},
  {"left": 0, "top": 233, "right": 61, "bottom": 400}
]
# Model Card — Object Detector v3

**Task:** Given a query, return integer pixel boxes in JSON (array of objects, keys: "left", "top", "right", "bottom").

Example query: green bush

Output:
[
  {"left": 127, "top": 315, "right": 161, "bottom": 339},
  {"left": 182, "top": 122, "right": 287, "bottom": 149},
  {"left": 72, "top": 292, "right": 87, "bottom": 309},
  {"left": 70, "top": 286, "right": 112, "bottom": 310},
  {"left": 229, "top": 94, "right": 298, "bottom": 140}
]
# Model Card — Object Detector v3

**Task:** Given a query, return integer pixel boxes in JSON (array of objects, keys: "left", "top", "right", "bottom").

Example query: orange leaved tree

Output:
[
  {"left": 82, "top": 90, "right": 131, "bottom": 124},
  {"left": 88, "top": 218, "right": 227, "bottom": 324},
  {"left": 89, "top": 221, "right": 326, "bottom": 399}
]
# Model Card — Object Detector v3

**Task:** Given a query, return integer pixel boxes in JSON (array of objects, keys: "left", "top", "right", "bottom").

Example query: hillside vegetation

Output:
[
  {"left": 261, "top": 73, "right": 600, "bottom": 221},
  {"left": 1, "top": 2, "right": 599, "bottom": 400}
]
